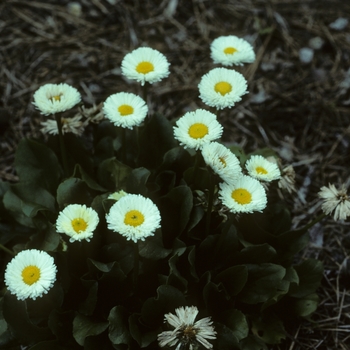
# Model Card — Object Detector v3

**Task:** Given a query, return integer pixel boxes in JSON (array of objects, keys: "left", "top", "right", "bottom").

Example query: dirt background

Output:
[{"left": 1, "top": 0, "right": 350, "bottom": 349}]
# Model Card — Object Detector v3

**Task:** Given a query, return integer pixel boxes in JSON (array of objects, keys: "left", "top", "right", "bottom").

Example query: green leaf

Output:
[
  {"left": 251, "top": 313, "right": 286, "bottom": 344},
  {"left": 108, "top": 306, "right": 131, "bottom": 345},
  {"left": 214, "top": 322, "right": 240, "bottom": 349},
  {"left": 78, "top": 279, "right": 98, "bottom": 316},
  {"left": 223, "top": 309, "right": 249, "bottom": 341},
  {"left": 238, "top": 264, "right": 286, "bottom": 304},
  {"left": 138, "top": 230, "right": 172, "bottom": 260},
  {"left": 236, "top": 243, "right": 277, "bottom": 264},
  {"left": 216, "top": 265, "right": 248, "bottom": 296},
  {"left": 292, "top": 293, "right": 319, "bottom": 317},
  {"left": 138, "top": 113, "right": 177, "bottom": 168},
  {"left": 288, "top": 259, "right": 323, "bottom": 298},
  {"left": 14, "top": 138, "right": 62, "bottom": 193},
  {"left": 126, "top": 167, "right": 151, "bottom": 195},
  {"left": 97, "top": 157, "right": 132, "bottom": 191},
  {"left": 56, "top": 178, "right": 94, "bottom": 209},
  {"left": 72, "top": 314, "right": 108, "bottom": 346},
  {"left": 73, "top": 164, "right": 106, "bottom": 192},
  {"left": 159, "top": 185, "right": 193, "bottom": 241},
  {"left": 3, "top": 293, "right": 52, "bottom": 344},
  {"left": 240, "top": 335, "right": 269, "bottom": 350},
  {"left": 141, "top": 285, "right": 186, "bottom": 327}
]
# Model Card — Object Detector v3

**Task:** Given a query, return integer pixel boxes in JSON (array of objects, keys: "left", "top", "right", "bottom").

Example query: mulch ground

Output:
[{"left": 1, "top": 0, "right": 350, "bottom": 349}]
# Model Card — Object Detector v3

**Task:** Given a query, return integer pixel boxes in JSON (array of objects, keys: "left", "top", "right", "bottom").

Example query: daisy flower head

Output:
[
  {"left": 103, "top": 92, "right": 148, "bottom": 129},
  {"left": 56, "top": 204, "right": 99, "bottom": 243},
  {"left": 201, "top": 141, "right": 242, "bottom": 185},
  {"left": 198, "top": 67, "right": 248, "bottom": 110},
  {"left": 158, "top": 306, "right": 216, "bottom": 350},
  {"left": 219, "top": 175, "right": 267, "bottom": 213},
  {"left": 173, "top": 109, "right": 223, "bottom": 150},
  {"left": 121, "top": 47, "right": 170, "bottom": 86},
  {"left": 106, "top": 194, "right": 161, "bottom": 243},
  {"left": 210, "top": 35, "right": 256, "bottom": 66},
  {"left": 33, "top": 83, "right": 81, "bottom": 116},
  {"left": 245, "top": 155, "right": 281, "bottom": 182},
  {"left": 4, "top": 249, "right": 57, "bottom": 301},
  {"left": 318, "top": 183, "right": 350, "bottom": 221}
]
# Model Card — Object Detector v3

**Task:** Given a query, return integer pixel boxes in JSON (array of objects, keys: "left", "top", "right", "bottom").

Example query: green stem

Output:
[
  {"left": 301, "top": 212, "right": 327, "bottom": 231},
  {"left": 55, "top": 114, "right": 69, "bottom": 177},
  {"left": 0, "top": 244, "right": 15, "bottom": 256},
  {"left": 142, "top": 82, "right": 148, "bottom": 105},
  {"left": 133, "top": 242, "right": 139, "bottom": 292},
  {"left": 121, "top": 127, "right": 127, "bottom": 164},
  {"left": 216, "top": 108, "right": 221, "bottom": 119},
  {"left": 205, "top": 173, "right": 215, "bottom": 236},
  {"left": 192, "top": 150, "right": 201, "bottom": 185}
]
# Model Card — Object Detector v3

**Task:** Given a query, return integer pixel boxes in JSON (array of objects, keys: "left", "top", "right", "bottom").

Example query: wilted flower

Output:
[
  {"left": 198, "top": 67, "right": 248, "bottom": 110},
  {"left": 56, "top": 204, "right": 99, "bottom": 243},
  {"left": 318, "top": 183, "right": 350, "bottom": 221},
  {"left": 121, "top": 47, "right": 170, "bottom": 86},
  {"left": 33, "top": 83, "right": 81, "bottom": 116},
  {"left": 80, "top": 103, "right": 104, "bottom": 123},
  {"left": 4, "top": 249, "right": 57, "bottom": 300},
  {"left": 173, "top": 109, "right": 223, "bottom": 150},
  {"left": 106, "top": 194, "right": 161, "bottom": 243},
  {"left": 103, "top": 92, "right": 148, "bottom": 129},
  {"left": 219, "top": 175, "right": 267, "bottom": 213},
  {"left": 245, "top": 155, "right": 281, "bottom": 182},
  {"left": 278, "top": 164, "right": 296, "bottom": 194},
  {"left": 210, "top": 35, "right": 255, "bottom": 66},
  {"left": 40, "top": 115, "right": 87, "bottom": 136},
  {"left": 201, "top": 141, "right": 242, "bottom": 185},
  {"left": 158, "top": 306, "right": 216, "bottom": 350}
]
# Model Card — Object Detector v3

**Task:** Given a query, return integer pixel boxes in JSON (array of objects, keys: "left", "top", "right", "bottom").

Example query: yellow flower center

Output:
[
  {"left": 118, "top": 104, "right": 134, "bottom": 116},
  {"left": 188, "top": 123, "right": 209, "bottom": 139},
  {"left": 50, "top": 95, "right": 62, "bottom": 102},
  {"left": 22, "top": 265, "right": 41, "bottom": 285},
  {"left": 124, "top": 210, "right": 145, "bottom": 227},
  {"left": 231, "top": 188, "right": 252, "bottom": 205},
  {"left": 71, "top": 218, "right": 88, "bottom": 233},
  {"left": 219, "top": 156, "right": 227, "bottom": 167},
  {"left": 136, "top": 61, "right": 154, "bottom": 74},
  {"left": 214, "top": 81, "right": 232, "bottom": 96},
  {"left": 224, "top": 46, "right": 238, "bottom": 55},
  {"left": 256, "top": 166, "right": 268, "bottom": 174}
]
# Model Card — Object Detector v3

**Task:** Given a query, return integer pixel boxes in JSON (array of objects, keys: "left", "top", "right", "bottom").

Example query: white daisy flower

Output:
[
  {"left": 318, "top": 183, "right": 350, "bottom": 221},
  {"left": 4, "top": 249, "right": 57, "bottom": 301},
  {"left": 103, "top": 92, "right": 148, "bottom": 129},
  {"left": 219, "top": 175, "right": 267, "bottom": 213},
  {"left": 245, "top": 155, "right": 281, "bottom": 182},
  {"left": 158, "top": 306, "right": 216, "bottom": 350},
  {"left": 198, "top": 67, "right": 248, "bottom": 110},
  {"left": 173, "top": 109, "right": 223, "bottom": 150},
  {"left": 56, "top": 204, "right": 99, "bottom": 243},
  {"left": 40, "top": 115, "right": 87, "bottom": 136},
  {"left": 108, "top": 190, "right": 128, "bottom": 201},
  {"left": 210, "top": 35, "right": 256, "bottom": 66},
  {"left": 201, "top": 142, "right": 242, "bottom": 185},
  {"left": 121, "top": 47, "right": 170, "bottom": 86},
  {"left": 106, "top": 194, "right": 161, "bottom": 243},
  {"left": 33, "top": 83, "right": 81, "bottom": 116}
]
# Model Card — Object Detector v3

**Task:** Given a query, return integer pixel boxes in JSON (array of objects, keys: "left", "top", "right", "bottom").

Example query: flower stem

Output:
[
  {"left": 133, "top": 242, "right": 139, "bottom": 292},
  {"left": 205, "top": 174, "right": 215, "bottom": 236},
  {"left": 0, "top": 244, "right": 15, "bottom": 256},
  {"left": 216, "top": 108, "right": 221, "bottom": 119},
  {"left": 192, "top": 150, "right": 201, "bottom": 185},
  {"left": 301, "top": 212, "right": 327, "bottom": 231},
  {"left": 55, "top": 114, "right": 69, "bottom": 177},
  {"left": 142, "top": 82, "right": 149, "bottom": 105}
]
